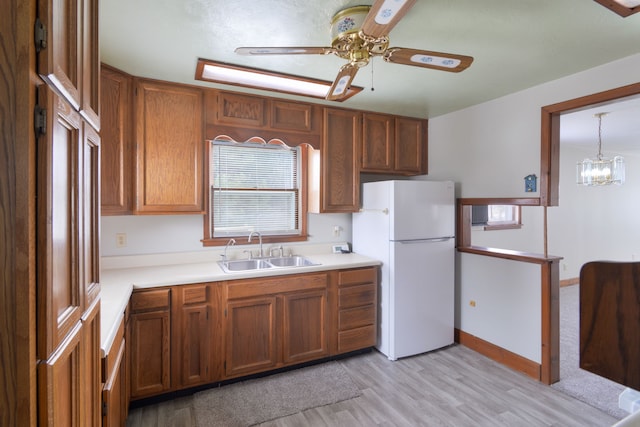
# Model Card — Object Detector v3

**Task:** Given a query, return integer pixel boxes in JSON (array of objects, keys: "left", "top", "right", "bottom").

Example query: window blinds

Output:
[{"left": 211, "top": 142, "right": 300, "bottom": 237}]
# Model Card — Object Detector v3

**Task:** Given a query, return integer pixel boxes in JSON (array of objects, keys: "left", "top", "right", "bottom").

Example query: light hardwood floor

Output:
[{"left": 125, "top": 345, "right": 618, "bottom": 427}]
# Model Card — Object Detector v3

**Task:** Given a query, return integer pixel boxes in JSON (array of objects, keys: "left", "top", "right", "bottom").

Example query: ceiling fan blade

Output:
[
  {"left": 384, "top": 48, "right": 474, "bottom": 73},
  {"left": 361, "top": 0, "right": 417, "bottom": 39},
  {"left": 326, "top": 63, "right": 360, "bottom": 101},
  {"left": 235, "top": 47, "right": 334, "bottom": 55}
]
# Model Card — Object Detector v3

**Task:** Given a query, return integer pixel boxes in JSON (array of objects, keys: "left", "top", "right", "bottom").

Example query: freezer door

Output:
[
  {"left": 390, "top": 180, "right": 454, "bottom": 241},
  {"left": 388, "top": 238, "right": 454, "bottom": 360}
]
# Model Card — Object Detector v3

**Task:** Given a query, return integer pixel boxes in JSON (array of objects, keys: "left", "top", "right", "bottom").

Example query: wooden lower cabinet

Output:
[
  {"left": 102, "top": 309, "right": 128, "bottom": 427},
  {"left": 225, "top": 296, "right": 278, "bottom": 377},
  {"left": 124, "top": 267, "right": 377, "bottom": 405},
  {"left": 224, "top": 273, "right": 329, "bottom": 379},
  {"left": 172, "top": 284, "right": 215, "bottom": 388},
  {"left": 129, "top": 289, "right": 171, "bottom": 400},
  {"left": 337, "top": 267, "right": 378, "bottom": 353},
  {"left": 282, "top": 289, "right": 328, "bottom": 364}
]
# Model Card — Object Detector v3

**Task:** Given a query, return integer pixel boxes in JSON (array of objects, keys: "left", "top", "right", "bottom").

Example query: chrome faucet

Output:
[
  {"left": 221, "top": 238, "right": 236, "bottom": 261},
  {"left": 248, "top": 231, "right": 263, "bottom": 258},
  {"left": 269, "top": 245, "right": 283, "bottom": 257}
]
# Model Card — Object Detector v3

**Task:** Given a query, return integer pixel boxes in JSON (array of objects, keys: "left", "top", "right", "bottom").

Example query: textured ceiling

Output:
[{"left": 100, "top": 0, "right": 640, "bottom": 149}]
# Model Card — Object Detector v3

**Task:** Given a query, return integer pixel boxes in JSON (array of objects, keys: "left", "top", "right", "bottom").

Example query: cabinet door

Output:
[
  {"left": 395, "top": 117, "right": 427, "bottom": 174},
  {"left": 102, "top": 335, "right": 126, "bottom": 427},
  {"left": 80, "top": 0, "right": 100, "bottom": 129},
  {"left": 130, "top": 309, "right": 171, "bottom": 399},
  {"left": 81, "top": 123, "right": 100, "bottom": 309},
  {"left": 100, "top": 65, "right": 133, "bottom": 215},
  {"left": 37, "top": 0, "right": 82, "bottom": 110},
  {"left": 173, "top": 284, "right": 211, "bottom": 388},
  {"left": 134, "top": 80, "right": 204, "bottom": 213},
  {"left": 36, "top": 86, "right": 83, "bottom": 359},
  {"left": 81, "top": 299, "right": 101, "bottom": 427},
  {"left": 321, "top": 108, "right": 360, "bottom": 213},
  {"left": 225, "top": 296, "right": 277, "bottom": 378},
  {"left": 282, "top": 289, "right": 328, "bottom": 364},
  {"left": 213, "top": 91, "right": 266, "bottom": 128},
  {"left": 361, "top": 113, "right": 394, "bottom": 172},
  {"left": 38, "top": 322, "right": 84, "bottom": 427}
]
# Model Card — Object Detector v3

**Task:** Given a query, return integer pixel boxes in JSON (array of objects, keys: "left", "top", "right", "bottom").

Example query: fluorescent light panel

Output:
[{"left": 195, "top": 59, "right": 362, "bottom": 101}]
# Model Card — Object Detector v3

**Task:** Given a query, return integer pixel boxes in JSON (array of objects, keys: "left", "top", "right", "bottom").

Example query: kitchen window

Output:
[
  {"left": 202, "top": 138, "right": 308, "bottom": 246},
  {"left": 472, "top": 204, "right": 522, "bottom": 230}
]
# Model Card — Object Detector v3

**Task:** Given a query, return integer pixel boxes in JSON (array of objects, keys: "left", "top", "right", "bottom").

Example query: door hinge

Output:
[
  {"left": 102, "top": 401, "right": 108, "bottom": 417},
  {"left": 34, "top": 105, "right": 46, "bottom": 136},
  {"left": 224, "top": 308, "right": 227, "bottom": 317},
  {"left": 34, "top": 18, "right": 47, "bottom": 52}
]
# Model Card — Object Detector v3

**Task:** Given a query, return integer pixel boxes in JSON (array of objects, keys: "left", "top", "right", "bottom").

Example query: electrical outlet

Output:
[{"left": 116, "top": 233, "right": 127, "bottom": 248}]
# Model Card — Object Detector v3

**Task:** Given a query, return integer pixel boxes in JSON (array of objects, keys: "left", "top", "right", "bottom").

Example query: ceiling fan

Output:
[{"left": 235, "top": 0, "right": 474, "bottom": 101}]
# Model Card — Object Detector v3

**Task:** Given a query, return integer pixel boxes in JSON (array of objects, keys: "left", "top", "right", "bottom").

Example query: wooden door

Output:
[
  {"left": 36, "top": 86, "right": 83, "bottom": 359},
  {"left": 100, "top": 64, "right": 133, "bottom": 214},
  {"left": 395, "top": 117, "right": 427, "bottom": 174},
  {"left": 321, "top": 108, "right": 360, "bottom": 213},
  {"left": 134, "top": 79, "right": 204, "bottom": 213},
  {"left": 282, "top": 289, "right": 328, "bottom": 364},
  {"left": 81, "top": 299, "right": 101, "bottom": 427},
  {"left": 225, "top": 296, "right": 277, "bottom": 377},
  {"left": 361, "top": 113, "right": 394, "bottom": 172},
  {"left": 102, "top": 335, "right": 126, "bottom": 427},
  {"left": 80, "top": 0, "right": 100, "bottom": 129},
  {"left": 173, "top": 284, "right": 211, "bottom": 388}
]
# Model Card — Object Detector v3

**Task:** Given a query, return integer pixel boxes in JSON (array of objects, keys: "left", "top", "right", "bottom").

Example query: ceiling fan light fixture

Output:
[{"left": 195, "top": 58, "right": 363, "bottom": 101}]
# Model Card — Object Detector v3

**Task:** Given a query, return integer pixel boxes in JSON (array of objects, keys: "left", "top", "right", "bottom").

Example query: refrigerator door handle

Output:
[{"left": 395, "top": 237, "right": 454, "bottom": 244}]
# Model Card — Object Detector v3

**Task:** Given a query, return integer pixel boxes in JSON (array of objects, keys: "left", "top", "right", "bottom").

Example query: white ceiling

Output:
[{"left": 99, "top": 0, "right": 640, "bottom": 149}]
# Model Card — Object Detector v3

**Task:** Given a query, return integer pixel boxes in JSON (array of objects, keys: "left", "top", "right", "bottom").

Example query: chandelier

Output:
[{"left": 576, "top": 112, "right": 625, "bottom": 186}]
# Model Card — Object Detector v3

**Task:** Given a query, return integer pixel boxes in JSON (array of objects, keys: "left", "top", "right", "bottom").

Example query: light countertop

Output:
[{"left": 99, "top": 249, "right": 380, "bottom": 357}]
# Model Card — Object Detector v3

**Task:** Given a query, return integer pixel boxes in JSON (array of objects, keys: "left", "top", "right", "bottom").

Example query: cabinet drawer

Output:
[
  {"left": 339, "top": 283, "right": 376, "bottom": 309},
  {"left": 339, "top": 305, "right": 375, "bottom": 331},
  {"left": 182, "top": 284, "right": 208, "bottom": 305},
  {"left": 131, "top": 289, "right": 170, "bottom": 312},
  {"left": 338, "top": 267, "right": 376, "bottom": 286},
  {"left": 338, "top": 325, "right": 376, "bottom": 353}
]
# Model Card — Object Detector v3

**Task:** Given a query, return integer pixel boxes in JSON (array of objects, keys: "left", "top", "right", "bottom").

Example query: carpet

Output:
[
  {"left": 551, "top": 284, "right": 627, "bottom": 420},
  {"left": 192, "top": 361, "right": 361, "bottom": 426}
]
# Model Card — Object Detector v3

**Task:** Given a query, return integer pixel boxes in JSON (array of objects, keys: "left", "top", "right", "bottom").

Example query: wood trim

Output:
[
  {"left": 540, "top": 261, "right": 560, "bottom": 384},
  {"left": 560, "top": 277, "right": 579, "bottom": 287},
  {"left": 456, "top": 329, "right": 541, "bottom": 380},
  {"left": 540, "top": 81, "right": 640, "bottom": 208},
  {"left": 458, "top": 246, "right": 562, "bottom": 265}
]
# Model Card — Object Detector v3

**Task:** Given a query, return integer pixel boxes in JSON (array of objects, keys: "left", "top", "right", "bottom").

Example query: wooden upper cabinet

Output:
[
  {"left": 100, "top": 65, "right": 133, "bottom": 215},
  {"left": 205, "top": 90, "right": 322, "bottom": 148},
  {"left": 361, "top": 114, "right": 427, "bottom": 175},
  {"left": 37, "top": 0, "right": 100, "bottom": 130},
  {"left": 212, "top": 91, "right": 266, "bottom": 128},
  {"left": 395, "top": 117, "right": 427, "bottom": 175},
  {"left": 362, "top": 113, "right": 394, "bottom": 172},
  {"left": 320, "top": 108, "right": 361, "bottom": 213},
  {"left": 134, "top": 79, "right": 204, "bottom": 213}
]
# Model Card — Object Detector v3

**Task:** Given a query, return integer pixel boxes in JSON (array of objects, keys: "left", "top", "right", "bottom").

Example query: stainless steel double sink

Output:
[{"left": 218, "top": 255, "right": 319, "bottom": 273}]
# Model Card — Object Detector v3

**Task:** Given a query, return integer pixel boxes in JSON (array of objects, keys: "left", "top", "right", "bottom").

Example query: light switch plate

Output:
[{"left": 332, "top": 243, "right": 349, "bottom": 254}]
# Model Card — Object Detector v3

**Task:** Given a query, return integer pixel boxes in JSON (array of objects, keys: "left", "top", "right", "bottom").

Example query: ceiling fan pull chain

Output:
[{"left": 371, "top": 58, "right": 375, "bottom": 92}]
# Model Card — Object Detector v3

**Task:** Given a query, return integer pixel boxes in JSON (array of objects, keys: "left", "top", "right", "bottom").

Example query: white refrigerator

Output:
[{"left": 352, "top": 180, "right": 455, "bottom": 360}]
